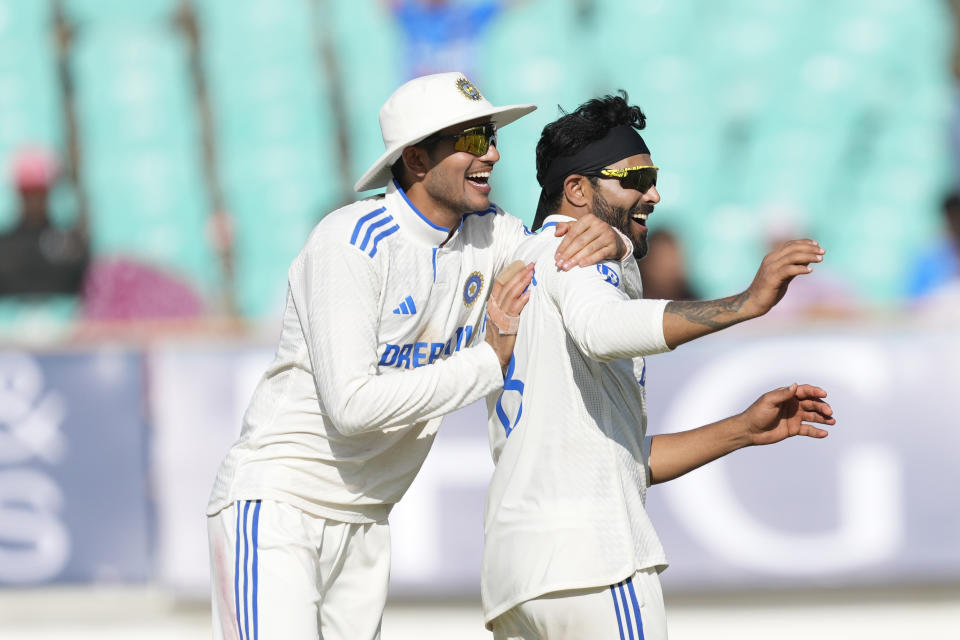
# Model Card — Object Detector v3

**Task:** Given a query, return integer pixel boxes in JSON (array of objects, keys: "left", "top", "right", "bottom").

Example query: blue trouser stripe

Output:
[
  {"left": 234, "top": 501, "right": 243, "bottom": 639},
  {"left": 611, "top": 583, "right": 626, "bottom": 639},
  {"left": 617, "top": 582, "right": 635, "bottom": 640},
  {"left": 626, "top": 576, "right": 645, "bottom": 640},
  {"left": 242, "top": 500, "right": 252, "bottom": 640},
  {"left": 251, "top": 500, "right": 261, "bottom": 640}
]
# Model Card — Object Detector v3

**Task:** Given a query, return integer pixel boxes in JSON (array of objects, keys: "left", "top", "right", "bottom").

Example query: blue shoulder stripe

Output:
[
  {"left": 359, "top": 215, "right": 395, "bottom": 252},
  {"left": 350, "top": 206, "right": 388, "bottom": 246},
  {"left": 368, "top": 224, "right": 400, "bottom": 258},
  {"left": 538, "top": 221, "right": 559, "bottom": 233}
]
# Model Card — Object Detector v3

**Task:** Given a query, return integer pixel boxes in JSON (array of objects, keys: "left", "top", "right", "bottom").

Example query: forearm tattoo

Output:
[{"left": 665, "top": 292, "right": 751, "bottom": 329}]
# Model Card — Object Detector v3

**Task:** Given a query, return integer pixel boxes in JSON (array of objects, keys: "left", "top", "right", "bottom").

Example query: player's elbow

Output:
[
  {"left": 326, "top": 385, "right": 379, "bottom": 436},
  {"left": 328, "top": 409, "right": 367, "bottom": 436}
]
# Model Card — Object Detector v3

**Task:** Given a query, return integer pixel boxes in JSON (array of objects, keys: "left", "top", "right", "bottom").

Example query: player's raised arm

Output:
[
  {"left": 661, "top": 239, "right": 825, "bottom": 349},
  {"left": 647, "top": 383, "right": 835, "bottom": 485}
]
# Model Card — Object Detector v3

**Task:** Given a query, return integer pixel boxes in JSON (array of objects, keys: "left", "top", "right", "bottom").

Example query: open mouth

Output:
[
  {"left": 467, "top": 171, "right": 491, "bottom": 188},
  {"left": 630, "top": 210, "right": 651, "bottom": 228}
]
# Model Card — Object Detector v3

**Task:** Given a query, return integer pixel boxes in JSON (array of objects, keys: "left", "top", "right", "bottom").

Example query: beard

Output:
[{"left": 592, "top": 191, "right": 649, "bottom": 259}]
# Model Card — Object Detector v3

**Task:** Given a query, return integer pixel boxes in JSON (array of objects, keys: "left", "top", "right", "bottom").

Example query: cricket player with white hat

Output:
[{"left": 206, "top": 72, "right": 634, "bottom": 640}]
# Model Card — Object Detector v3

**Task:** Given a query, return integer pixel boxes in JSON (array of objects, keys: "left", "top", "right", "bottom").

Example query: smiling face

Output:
[
  {"left": 588, "top": 153, "right": 661, "bottom": 259},
  {"left": 414, "top": 118, "right": 500, "bottom": 228}
]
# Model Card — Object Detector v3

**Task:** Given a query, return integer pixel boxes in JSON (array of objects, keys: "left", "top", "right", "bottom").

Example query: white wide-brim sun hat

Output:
[{"left": 354, "top": 72, "right": 536, "bottom": 192}]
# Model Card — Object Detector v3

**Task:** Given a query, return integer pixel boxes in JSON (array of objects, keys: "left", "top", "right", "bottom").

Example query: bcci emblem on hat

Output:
[
  {"left": 456, "top": 77, "right": 482, "bottom": 101},
  {"left": 463, "top": 272, "right": 484, "bottom": 306}
]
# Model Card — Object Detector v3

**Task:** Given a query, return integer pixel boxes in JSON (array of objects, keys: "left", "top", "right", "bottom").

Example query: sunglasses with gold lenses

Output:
[
  {"left": 426, "top": 123, "right": 497, "bottom": 156},
  {"left": 594, "top": 165, "right": 658, "bottom": 192}
]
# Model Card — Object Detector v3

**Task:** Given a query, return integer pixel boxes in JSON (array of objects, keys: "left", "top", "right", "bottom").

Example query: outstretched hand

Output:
[
  {"left": 742, "top": 383, "right": 836, "bottom": 446},
  {"left": 553, "top": 214, "right": 628, "bottom": 270},
  {"left": 484, "top": 262, "right": 534, "bottom": 374},
  {"left": 743, "top": 239, "right": 825, "bottom": 317}
]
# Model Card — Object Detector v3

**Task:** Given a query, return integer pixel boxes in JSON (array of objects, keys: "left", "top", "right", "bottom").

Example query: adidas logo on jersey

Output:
[{"left": 392, "top": 296, "right": 418, "bottom": 315}]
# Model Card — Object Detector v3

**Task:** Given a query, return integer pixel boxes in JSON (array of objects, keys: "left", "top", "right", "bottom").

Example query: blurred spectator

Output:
[
  {"left": 81, "top": 257, "right": 205, "bottom": 322},
  {"left": 905, "top": 192, "right": 960, "bottom": 299},
  {"left": 638, "top": 228, "right": 698, "bottom": 300},
  {"left": 386, "top": 0, "right": 518, "bottom": 79},
  {"left": 0, "top": 147, "right": 89, "bottom": 297}
]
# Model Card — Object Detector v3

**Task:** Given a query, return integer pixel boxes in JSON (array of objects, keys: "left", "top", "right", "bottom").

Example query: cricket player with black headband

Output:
[
  {"left": 482, "top": 92, "right": 837, "bottom": 639},
  {"left": 205, "top": 72, "right": 635, "bottom": 640}
]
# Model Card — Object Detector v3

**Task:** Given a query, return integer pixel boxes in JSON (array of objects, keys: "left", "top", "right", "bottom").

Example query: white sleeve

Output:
[
  {"left": 292, "top": 239, "right": 504, "bottom": 436},
  {"left": 544, "top": 259, "right": 672, "bottom": 362}
]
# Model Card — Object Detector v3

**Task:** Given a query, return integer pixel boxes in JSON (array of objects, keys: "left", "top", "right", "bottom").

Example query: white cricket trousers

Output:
[
  {"left": 208, "top": 499, "right": 391, "bottom": 640},
  {"left": 491, "top": 568, "right": 667, "bottom": 640}
]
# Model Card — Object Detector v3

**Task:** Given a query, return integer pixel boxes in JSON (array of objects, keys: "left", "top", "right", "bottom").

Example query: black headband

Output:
[
  {"left": 539, "top": 124, "right": 650, "bottom": 195},
  {"left": 533, "top": 124, "right": 650, "bottom": 229}
]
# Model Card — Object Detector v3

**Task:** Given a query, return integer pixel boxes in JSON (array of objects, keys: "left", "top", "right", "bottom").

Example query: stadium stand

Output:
[
  {"left": 195, "top": 0, "right": 344, "bottom": 317},
  {"left": 0, "top": 0, "right": 954, "bottom": 326},
  {"left": 0, "top": 0, "right": 63, "bottom": 230}
]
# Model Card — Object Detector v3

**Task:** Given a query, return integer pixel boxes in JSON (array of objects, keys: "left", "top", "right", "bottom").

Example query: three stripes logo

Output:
[
  {"left": 350, "top": 206, "right": 399, "bottom": 258},
  {"left": 392, "top": 296, "right": 418, "bottom": 315}
]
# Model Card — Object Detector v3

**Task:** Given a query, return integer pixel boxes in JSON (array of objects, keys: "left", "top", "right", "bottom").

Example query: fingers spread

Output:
[
  {"left": 801, "top": 410, "right": 836, "bottom": 425},
  {"left": 799, "top": 424, "right": 829, "bottom": 438},
  {"left": 795, "top": 384, "right": 827, "bottom": 399}
]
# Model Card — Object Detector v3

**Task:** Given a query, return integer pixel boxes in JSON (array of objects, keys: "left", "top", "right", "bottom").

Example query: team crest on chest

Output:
[{"left": 463, "top": 271, "right": 484, "bottom": 306}]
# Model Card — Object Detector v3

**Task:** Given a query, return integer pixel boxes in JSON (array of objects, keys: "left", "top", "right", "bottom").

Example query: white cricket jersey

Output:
[
  {"left": 482, "top": 214, "right": 673, "bottom": 624},
  {"left": 208, "top": 180, "right": 529, "bottom": 524}
]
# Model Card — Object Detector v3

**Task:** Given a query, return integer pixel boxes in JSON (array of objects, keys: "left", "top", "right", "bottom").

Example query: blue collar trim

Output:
[{"left": 393, "top": 179, "right": 449, "bottom": 233}]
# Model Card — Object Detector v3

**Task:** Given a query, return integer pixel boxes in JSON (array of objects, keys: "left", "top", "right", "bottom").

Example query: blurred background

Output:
[{"left": 0, "top": 0, "right": 958, "bottom": 638}]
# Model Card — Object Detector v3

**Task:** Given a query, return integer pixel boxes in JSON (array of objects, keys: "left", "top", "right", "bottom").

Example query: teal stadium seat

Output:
[
  {"left": 61, "top": 0, "right": 179, "bottom": 26},
  {"left": 559, "top": 0, "right": 957, "bottom": 302},
  {"left": 324, "top": 0, "right": 403, "bottom": 187},
  {"left": 0, "top": 296, "right": 79, "bottom": 335},
  {"left": 0, "top": 0, "right": 53, "bottom": 35},
  {"left": 196, "top": 0, "right": 344, "bottom": 316},
  {"left": 483, "top": 0, "right": 600, "bottom": 225},
  {"left": 70, "top": 26, "right": 219, "bottom": 297}
]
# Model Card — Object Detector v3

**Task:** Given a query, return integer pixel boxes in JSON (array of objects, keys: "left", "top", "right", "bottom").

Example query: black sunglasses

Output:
[{"left": 587, "top": 165, "right": 659, "bottom": 192}]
